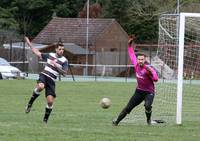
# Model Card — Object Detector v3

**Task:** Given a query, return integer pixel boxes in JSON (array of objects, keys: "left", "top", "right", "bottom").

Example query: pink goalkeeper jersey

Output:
[{"left": 128, "top": 44, "right": 158, "bottom": 93}]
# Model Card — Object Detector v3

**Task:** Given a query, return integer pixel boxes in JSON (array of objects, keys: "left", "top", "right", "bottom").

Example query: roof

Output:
[
  {"left": 40, "top": 43, "right": 94, "bottom": 55},
  {"left": 3, "top": 42, "right": 46, "bottom": 49},
  {"left": 33, "top": 17, "right": 117, "bottom": 44},
  {"left": 3, "top": 42, "right": 93, "bottom": 55},
  {"left": 63, "top": 43, "right": 94, "bottom": 55}
]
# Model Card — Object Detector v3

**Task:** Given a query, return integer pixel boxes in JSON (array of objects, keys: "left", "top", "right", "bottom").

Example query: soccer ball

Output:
[{"left": 99, "top": 98, "right": 111, "bottom": 109}]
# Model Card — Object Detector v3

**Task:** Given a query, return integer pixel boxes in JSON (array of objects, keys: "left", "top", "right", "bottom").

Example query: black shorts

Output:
[
  {"left": 37, "top": 73, "right": 56, "bottom": 98},
  {"left": 124, "top": 89, "right": 154, "bottom": 113}
]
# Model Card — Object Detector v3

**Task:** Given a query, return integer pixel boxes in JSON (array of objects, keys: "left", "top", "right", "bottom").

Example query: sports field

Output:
[{"left": 0, "top": 80, "right": 199, "bottom": 141}]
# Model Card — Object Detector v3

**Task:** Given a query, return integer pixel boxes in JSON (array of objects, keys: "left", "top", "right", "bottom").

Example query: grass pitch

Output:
[{"left": 0, "top": 80, "right": 199, "bottom": 141}]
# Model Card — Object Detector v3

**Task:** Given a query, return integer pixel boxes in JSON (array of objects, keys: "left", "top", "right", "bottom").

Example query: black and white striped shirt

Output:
[{"left": 41, "top": 53, "right": 68, "bottom": 80}]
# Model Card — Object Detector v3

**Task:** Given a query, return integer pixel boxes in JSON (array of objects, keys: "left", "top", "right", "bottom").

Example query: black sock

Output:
[
  {"left": 28, "top": 92, "right": 40, "bottom": 106},
  {"left": 116, "top": 109, "right": 127, "bottom": 124},
  {"left": 145, "top": 111, "right": 152, "bottom": 121},
  {"left": 43, "top": 107, "right": 53, "bottom": 122}
]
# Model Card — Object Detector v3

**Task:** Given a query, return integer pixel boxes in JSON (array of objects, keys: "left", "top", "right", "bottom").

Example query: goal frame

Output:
[{"left": 176, "top": 12, "right": 200, "bottom": 125}]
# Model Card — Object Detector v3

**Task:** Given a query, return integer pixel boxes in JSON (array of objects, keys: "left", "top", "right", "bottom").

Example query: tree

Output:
[
  {"left": 9, "top": 0, "right": 87, "bottom": 36},
  {"left": 126, "top": 0, "right": 200, "bottom": 43},
  {"left": 78, "top": 2, "right": 102, "bottom": 18},
  {"left": 0, "top": 7, "right": 20, "bottom": 45},
  {"left": 126, "top": 0, "right": 159, "bottom": 43},
  {"left": 52, "top": 0, "right": 85, "bottom": 17},
  {"left": 1, "top": 0, "right": 200, "bottom": 43},
  {"left": 102, "top": 0, "right": 130, "bottom": 30},
  {"left": 10, "top": 0, "right": 53, "bottom": 36}
]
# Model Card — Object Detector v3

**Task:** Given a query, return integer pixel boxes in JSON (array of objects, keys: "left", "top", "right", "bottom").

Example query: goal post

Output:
[
  {"left": 157, "top": 12, "right": 200, "bottom": 125},
  {"left": 177, "top": 13, "right": 200, "bottom": 124},
  {"left": 176, "top": 13, "right": 185, "bottom": 125}
]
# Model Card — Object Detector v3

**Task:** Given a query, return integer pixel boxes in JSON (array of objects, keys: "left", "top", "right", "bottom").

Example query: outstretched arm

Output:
[
  {"left": 128, "top": 36, "right": 137, "bottom": 66},
  {"left": 24, "top": 36, "right": 42, "bottom": 59}
]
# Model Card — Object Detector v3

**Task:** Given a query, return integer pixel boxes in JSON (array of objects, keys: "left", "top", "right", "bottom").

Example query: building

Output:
[
  {"left": 33, "top": 17, "right": 129, "bottom": 76},
  {"left": 1, "top": 17, "right": 129, "bottom": 75}
]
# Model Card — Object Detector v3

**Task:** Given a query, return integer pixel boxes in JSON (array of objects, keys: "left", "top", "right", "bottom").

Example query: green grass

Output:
[{"left": 0, "top": 80, "right": 199, "bottom": 141}]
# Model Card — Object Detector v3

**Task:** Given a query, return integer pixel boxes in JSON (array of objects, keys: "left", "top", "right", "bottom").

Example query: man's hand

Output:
[
  {"left": 128, "top": 35, "right": 136, "bottom": 45},
  {"left": 146, "top": 65, "right": 153, "bottom": 76},
  {"left": 51, "top": 59, "right": 67, "bottom": 76},
  {"left": 24, "top": 36, "right": 32, "bottom": 48},
  {"left": 51, "top": 59, "right": 57, "bottom": 67},
  {"left": 146, "top": 65, "right": 159, "bottom": 82}
]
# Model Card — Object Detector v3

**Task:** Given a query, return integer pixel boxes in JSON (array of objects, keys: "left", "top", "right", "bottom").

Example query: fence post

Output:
[{"left": 9, "top": 40, "right": 12, "bottom": 62}]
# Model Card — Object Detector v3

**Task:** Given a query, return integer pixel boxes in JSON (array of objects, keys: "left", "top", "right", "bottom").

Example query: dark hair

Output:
[
  {"left": 55, "top": 41, "right": 64, "bottom": 48},
  {"left": 136, "top": 52, "right": 147, "bottom": 57}
]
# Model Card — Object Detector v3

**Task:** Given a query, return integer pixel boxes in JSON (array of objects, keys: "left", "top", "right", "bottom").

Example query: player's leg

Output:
[
  {"left": 43, "top": 95, "right": 54, "bottom": 123},
  {"left": 144, "top": 93, "right": 154, "bottom": 125},
  {"left": 113, "top": 89, "right": 145, "bottom": 126},
  {"left": 25, "top": 82, "right": 44, "bottom": 113},
  {"left": 43, "top": 78, "right": 56, "bottom": 123}
]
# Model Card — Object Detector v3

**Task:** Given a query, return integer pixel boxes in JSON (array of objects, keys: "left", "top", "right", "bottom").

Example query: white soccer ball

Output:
[{"left": 100, "top": 98, "right": 111, "bottom": 109}]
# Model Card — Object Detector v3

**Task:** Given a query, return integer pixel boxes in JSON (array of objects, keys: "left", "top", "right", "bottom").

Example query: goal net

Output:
[{"left": 155, "top": 13, "right": 200, "bottom": 124}]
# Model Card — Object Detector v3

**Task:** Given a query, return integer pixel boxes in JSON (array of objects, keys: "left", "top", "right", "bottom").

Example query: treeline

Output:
[{"left": 0, "top": 0, "right": 200, "bottom": 44}]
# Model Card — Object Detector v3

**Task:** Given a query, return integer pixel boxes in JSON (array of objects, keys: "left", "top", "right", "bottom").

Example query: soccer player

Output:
[
  {"left": 24, "top": 37, "right": 68, "bottom": 123},
  {"left": 112, "top": 36, "right": 158, "bottom": 125}
]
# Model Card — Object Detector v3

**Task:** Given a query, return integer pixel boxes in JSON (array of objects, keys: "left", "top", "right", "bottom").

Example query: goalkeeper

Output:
[
  {"left": 24, "top": 37, "right": 68, "bottom": 123},
  {"left": 112, "top": 36, "right": 158, "bottom": 125}
]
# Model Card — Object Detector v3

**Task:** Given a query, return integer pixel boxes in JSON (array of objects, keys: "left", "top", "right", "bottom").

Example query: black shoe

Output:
[
  {"left": 112, "top": 119, "right": 118, "bottom": 126},
  {"left": 25, "top": 104, "right": 32, "bottom": 113}
]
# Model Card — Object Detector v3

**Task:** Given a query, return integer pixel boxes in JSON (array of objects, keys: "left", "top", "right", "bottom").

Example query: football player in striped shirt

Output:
[{"left": 24, "top": 37, "right": 68, "bottom": 123}]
